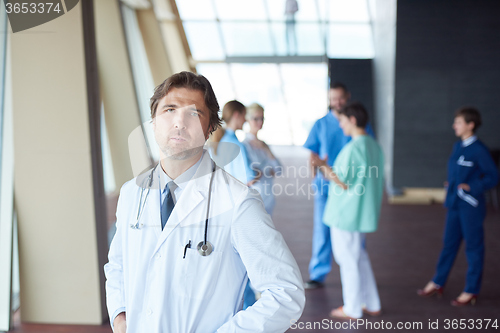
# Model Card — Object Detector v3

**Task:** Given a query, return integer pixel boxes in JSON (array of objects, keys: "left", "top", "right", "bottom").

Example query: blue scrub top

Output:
[
  {"left": 303, "top": 111, "right": 375, "bottom": 192},
  {"left": 219, "top": 129, "right": 255, "bottom": 184}
]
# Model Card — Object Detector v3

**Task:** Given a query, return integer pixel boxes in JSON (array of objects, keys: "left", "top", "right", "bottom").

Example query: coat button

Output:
[
  {"left": 146, "top": 308, "right": 153, "bottom": 315},
  {"left": 155, "top": 253, "right": 161, "bottom": 259}
]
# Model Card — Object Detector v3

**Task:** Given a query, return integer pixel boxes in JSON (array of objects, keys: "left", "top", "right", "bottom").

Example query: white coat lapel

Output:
[{"left": 153, "top": 151, "right": 213, "bottom": 253}]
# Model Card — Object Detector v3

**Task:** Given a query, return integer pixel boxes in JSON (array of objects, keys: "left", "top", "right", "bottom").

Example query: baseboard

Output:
[{"left": 389, "top": 188, "right": 446, "bottom": 205}]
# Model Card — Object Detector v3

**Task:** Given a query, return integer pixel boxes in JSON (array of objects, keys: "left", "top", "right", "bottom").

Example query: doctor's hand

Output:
[
  {"left": 310, "top": 153, "right": 328, "bottom": 168},
  {"left": 309, "top": 153, "right": 323, "bottom": 177},
  {"left": 458, "top": 183, "right": 470, "bottom": 192},
  {"left": 113, "top": 312, "right": 127, "bottom": 333}
]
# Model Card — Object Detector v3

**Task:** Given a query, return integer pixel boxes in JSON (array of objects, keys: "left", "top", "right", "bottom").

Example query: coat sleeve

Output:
[
  {"left": 217, "top": 189, "right": 305, "bottom": 333},
  {"left": 103, "top": 184, "right": 129, "bottom": 330},
  {"left": 468, "top": 145, "right": 499, "bottom": 196}
]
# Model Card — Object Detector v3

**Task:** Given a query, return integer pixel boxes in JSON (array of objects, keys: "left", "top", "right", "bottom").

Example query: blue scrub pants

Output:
[
  {"left": 432, "top": 203, "right": 486, "bottom": 294},
  {"left": 308, "top": 178, "right": 332, "bottom": 282}
]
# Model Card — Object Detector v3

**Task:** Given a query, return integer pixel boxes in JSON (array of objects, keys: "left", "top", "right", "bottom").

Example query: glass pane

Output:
[
  {"left": 329, "top": 0, "right": 370, "bottom": 22},
  {"left": 101, "top": 105, "right": 116, "bottom": 194},
  {"left": 317, "top": 0, "right": 328, "bottom": 22},
  {"left": 270, "top": 22, "right": 288, "bottom": 56},
  {"left": 294, "top": 0, "right": 319, "bottom": 22},
  {"left": 229, "top": 64, "right": 291, "bottom": 145},
  {"left": 0, "top": 5, "right": 13, "bottom": 328},
  {"left": 175, "top": 0, "right": 216, "bottom": 20},
  {"left": 266, "top": 0, "right": 319, "bottom": 22},
  {"left": 272, "top": 22, "right": 325, "bottom": 56},
  {"left": 296, "top": 22, "right": 324, "bottom": 55},
  {"left": 183, "top": 22, "right": 225, "bottom": 61},
  {"left": 265, "top": 0, "right": 287, "bottom": 21},
  {"left": 221, "top": 22, "right": 274, "bottom": 56},
  {"left": 196, "top": 63, "right": 235, "bottom": 108},
  {"left": 280, "top": 63, "right": 328, "bottom": 146},
  {"left": 327, "top": 23, "right": 374, "bottom": 58},
  {"left": 230, "top": 63, "right": 283, "bottom": 104},
  {"left": 121, "top": 4, "right": 159, "bottom": 162},
  {"left": 214, "top": 0, "right": 267, "bottom": 20},
  {"left": 12, "top": 217, "right": 19, "bottom": 312}
]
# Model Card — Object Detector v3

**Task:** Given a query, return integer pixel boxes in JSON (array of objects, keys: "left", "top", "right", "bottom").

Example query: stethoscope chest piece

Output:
[{"left": 197, "top": 241, "right": 213, "bottom": 256}]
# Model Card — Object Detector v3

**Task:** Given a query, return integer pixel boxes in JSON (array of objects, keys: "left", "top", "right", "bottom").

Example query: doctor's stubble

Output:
[{"left": 153, "top": 110, "right": 208, "bottom": 161}]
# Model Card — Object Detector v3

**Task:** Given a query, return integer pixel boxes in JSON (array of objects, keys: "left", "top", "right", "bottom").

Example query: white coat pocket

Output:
[{"left": 177, "top": 246, "right": 223, "bottom": 301}]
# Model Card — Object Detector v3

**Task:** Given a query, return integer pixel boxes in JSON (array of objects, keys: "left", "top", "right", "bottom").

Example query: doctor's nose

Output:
[{"left": 172, "top": 111, "right": 188, "bottom": 130}]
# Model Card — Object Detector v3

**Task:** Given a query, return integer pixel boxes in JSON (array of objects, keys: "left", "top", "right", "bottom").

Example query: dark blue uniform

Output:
[{"left": 433, "top": 136, "right": 499, "bottom": 294}]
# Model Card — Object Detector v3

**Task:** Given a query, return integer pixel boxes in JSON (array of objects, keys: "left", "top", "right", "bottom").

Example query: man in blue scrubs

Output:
[{"left": 303, "top": 83, "right": 374, "bottom": 289}]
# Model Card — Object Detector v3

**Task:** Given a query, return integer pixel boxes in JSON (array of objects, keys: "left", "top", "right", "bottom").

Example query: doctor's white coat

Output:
[{"left": 104, "top": 151, "right": 305, "bottom": 333}]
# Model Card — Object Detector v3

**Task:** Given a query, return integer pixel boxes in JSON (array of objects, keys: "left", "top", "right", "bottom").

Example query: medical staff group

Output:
[{"left": 104, "top": 72, "right": 498, "bottom": 332}]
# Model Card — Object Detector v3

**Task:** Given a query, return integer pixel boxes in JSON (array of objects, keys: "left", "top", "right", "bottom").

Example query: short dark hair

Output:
[
  {"left": 330, "top": 82, "right": 349, "bottom": 93},
  {"left": 150, "top": 71, "right": 221, "bottom": 134},
  {"left": 454, "top": 106, "right": 482, "bottom": 133},
  {"left": 222, "top": 100, "right": 246, "bottom": 122},
  {"left": 338, "top": 102, "right": 369, "bottom": 128}
]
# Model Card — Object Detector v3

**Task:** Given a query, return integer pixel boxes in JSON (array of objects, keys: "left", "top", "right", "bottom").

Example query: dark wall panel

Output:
[
  {"left": 393, "top": 0, "right": 500, "bottom": 188},
  {"left": 329, "top": 59, "right": 375, "bottom": 133}
]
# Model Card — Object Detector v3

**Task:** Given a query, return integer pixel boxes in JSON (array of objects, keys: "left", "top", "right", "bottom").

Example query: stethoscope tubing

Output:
[{"left": 132, "top": 160, "right": 216, "bottom": 255}]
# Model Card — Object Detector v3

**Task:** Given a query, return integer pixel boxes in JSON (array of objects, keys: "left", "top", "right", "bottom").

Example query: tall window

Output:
[
  {"left": 0, "top": 3, "right": 17, "bottom": 330},
  {"left": 174, "top": 0, "right": 373, "bottom": 145}
]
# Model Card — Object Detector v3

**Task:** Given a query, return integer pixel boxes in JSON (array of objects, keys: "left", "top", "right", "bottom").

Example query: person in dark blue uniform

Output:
[
  {"left": 418, "top": 107, "right": 499, "bottom": 306},
  {"left": 303, "top": 83, "right": 374, "bottom": 289}
]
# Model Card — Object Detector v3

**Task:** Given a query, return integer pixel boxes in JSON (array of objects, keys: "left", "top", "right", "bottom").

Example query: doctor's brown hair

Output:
[{"left": 150, "top": 71, "right": 222, "bottom": 134}]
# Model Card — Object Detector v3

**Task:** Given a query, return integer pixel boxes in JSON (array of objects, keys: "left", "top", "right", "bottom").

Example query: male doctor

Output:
[{"left": 104, "top": 71, "right": 305, "bottom": 333}]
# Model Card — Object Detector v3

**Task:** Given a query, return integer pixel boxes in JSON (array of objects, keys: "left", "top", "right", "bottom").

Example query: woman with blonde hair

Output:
[{"left": 243, "top": 103, "right": 282, "bottom": 215}]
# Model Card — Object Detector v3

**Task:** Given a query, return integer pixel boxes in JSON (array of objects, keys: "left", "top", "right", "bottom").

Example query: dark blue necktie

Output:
[{"left": 161, "top": 181, "right": 176, "bottom": 230}]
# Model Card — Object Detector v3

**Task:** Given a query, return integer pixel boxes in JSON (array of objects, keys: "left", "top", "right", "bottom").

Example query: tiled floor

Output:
[
  {"left": 10, "top": 146, "right": 500, "bottom": 332},
  {"left": 273, "top": 147, "right": 500, "bottom": 333}
]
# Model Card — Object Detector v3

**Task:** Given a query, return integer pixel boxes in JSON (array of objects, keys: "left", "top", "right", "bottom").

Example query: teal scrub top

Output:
[{"left": 323, "top": 135, "right": 384, "bottom": 233}]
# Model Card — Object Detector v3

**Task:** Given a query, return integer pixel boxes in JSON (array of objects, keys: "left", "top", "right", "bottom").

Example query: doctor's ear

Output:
[
  {"left": 349, "top": 115, "right": 357, "bottom": 126},
  {"left": 205, "top": 124, "right": 214, "bottom": 140}
]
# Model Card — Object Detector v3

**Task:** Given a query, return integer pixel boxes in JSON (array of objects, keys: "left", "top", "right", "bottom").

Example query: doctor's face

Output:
[
  {"left": 329, "top": 88, "right": 350, "bottom": 113},
  {"left": 152, "top": 87, "right": 211, "bottom": 160}
]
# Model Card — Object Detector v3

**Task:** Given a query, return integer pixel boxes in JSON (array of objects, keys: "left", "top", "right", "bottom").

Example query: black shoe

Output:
[{"left": 304, "top": 280, "right": 324, "bottom": 289}]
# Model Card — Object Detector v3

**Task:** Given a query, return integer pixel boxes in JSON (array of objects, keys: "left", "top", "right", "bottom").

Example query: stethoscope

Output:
[{"left": 130, "top": 161, "right": 216, "bottom": 256}]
